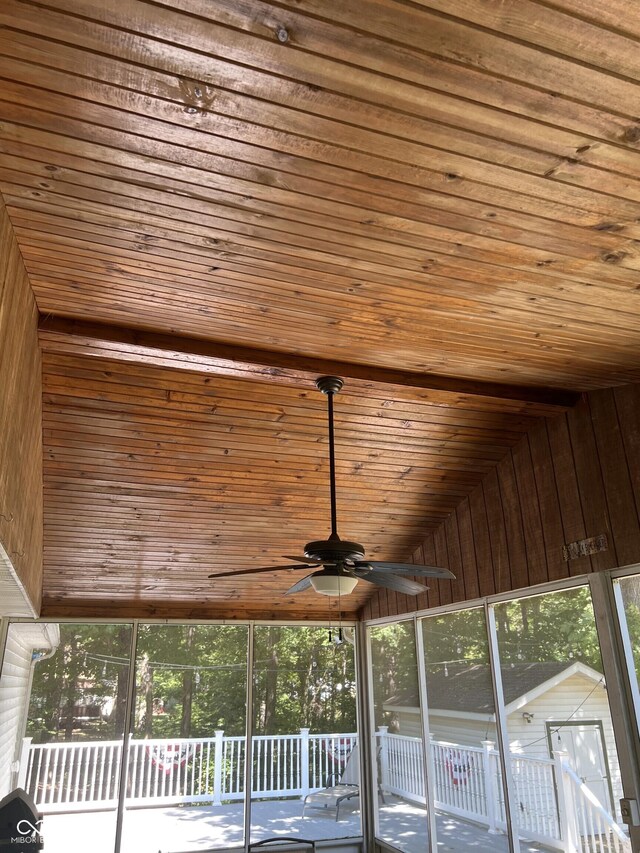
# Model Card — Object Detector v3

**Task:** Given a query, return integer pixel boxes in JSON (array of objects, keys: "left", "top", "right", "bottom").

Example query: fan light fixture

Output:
[{"left": 310, "top": 571, "right": 358, "bottom": 597}]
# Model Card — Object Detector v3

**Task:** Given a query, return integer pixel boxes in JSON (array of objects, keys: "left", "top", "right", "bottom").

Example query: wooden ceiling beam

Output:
[
  {"left": 38, "top": 317, "right": 578, "bottom": 411},
  {"left": 39, "top": 598, "right": 358, "bottom": 621}
]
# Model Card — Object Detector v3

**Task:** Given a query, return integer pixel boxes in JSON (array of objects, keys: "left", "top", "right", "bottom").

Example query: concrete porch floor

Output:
[{"left": 40, "top": 797, "right": 552, "bottom": 853}]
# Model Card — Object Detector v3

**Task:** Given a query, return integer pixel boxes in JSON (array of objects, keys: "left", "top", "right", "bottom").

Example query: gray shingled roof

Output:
[{"left": 385, "top": 661, "right": 593, "bottom": 714}]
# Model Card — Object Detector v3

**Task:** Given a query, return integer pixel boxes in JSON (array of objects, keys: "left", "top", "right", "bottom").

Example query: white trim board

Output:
[{"left": 0, "top": 543, "right": 37, "bottom": 618}]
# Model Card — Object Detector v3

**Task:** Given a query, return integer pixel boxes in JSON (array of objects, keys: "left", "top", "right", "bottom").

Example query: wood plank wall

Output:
[
  {"left": 361, "top": 384, "right": 640, "bottom": 620},
  {"left": 0, "top": 198, "right": 42, "bottom": 611}
]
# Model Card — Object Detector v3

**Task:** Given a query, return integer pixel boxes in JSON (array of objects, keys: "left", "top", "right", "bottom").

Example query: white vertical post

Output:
[
  {"left": 592, "top": 573, "right": 640, "bottom": 852},
  {"left": 429, "top": 734, "right": 438, "bottom": 802},
  {"left": 357, "top": 621, "right": 377, "bottom": 853},
  {"left": 213, "top": 729, "right": 224, "bottom": 806},
  {"left": 416, "top": 619, "right": 438, "bottom": 852},
  {"left": 243, "top": 623, "right": 255, "bottom": 850},
  {"left": 486, "top": 603, "right": 521, "bottom": 852},
  {"left": 16, "top": 737, "right": 32, "bottom": 790},
  {"left": 378, "top": 726, "right": 389, "bottom": 792},
  {"left": 299, "top": 728, "right": 310, "bottom": 799},
  {"left": 482, "top": 740, "right": 498, "bottom": 834},
  {"left": 554, "top": 751, "right": 579, "bottom": 853},
  {"left": 113, "top": 620, "right": 139, "bottom": 853}
]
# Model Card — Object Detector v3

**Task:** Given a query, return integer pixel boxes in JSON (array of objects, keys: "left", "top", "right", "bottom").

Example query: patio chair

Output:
[{"left": 302, "top": 744, "right": 361, "bottom": 821}]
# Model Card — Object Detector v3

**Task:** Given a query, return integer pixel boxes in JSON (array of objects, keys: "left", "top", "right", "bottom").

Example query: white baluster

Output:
[
  {"left": 106, "top": 744, "right": 115, "bottom": 801},
  {"left": 482, "top": 740, "right": 498, "bottom": 833},
  {"left": 89, "top": 746, "right": 97, "bottom": 801},
  {"left": 299, "top": 728, "right": 310, "bottom": 799},
  {"left": 96, "top": 744, "right": 106, "bottom": 802},
  {"left": 554, "top": 751, "right": 580, "bottom": 853},
  {"left": 50, "top": 746, "right": 61, "bottom": 805},
  {"left": 378, "top": 726, "right": 389, "bottom": 794},
  {"left": 130, "top": 742, "right": 139, "bottom": 802},
  {"left": 211, "top": 729, "right": 224, "bottom": 805},
  {"left": 63, "top": 749, "right": 78, "bottom": 803}
]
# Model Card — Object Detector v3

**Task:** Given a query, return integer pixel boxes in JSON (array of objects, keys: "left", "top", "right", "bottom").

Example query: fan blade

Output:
[
  {"left": 356, "top": 560, "right": 455, "bottom": 580},
  {"left": 208, "top": 564, "right": 310, "bottom": 579},
  {"left": 357, "top": 572, "right": 428, "bottom": 596},
  {"left": 282, "top": 555, "right": 322, "bottom": 564},
  {"left": 284, "top": 574, "right": 315, "bottom": 596}
]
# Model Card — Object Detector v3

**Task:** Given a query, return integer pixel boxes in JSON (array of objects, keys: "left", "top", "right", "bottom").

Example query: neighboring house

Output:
[
  {"left": 0, "top": 623, "right": 60, "bottom": 798},
  {"left": 384, "top": 661, "right": 621, "bottom": 816}
]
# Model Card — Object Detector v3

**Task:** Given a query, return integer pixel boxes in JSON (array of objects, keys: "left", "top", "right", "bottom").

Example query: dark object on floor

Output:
[
  {"left": 249, "top": 837, "right": 316, "bottom": 853},
  {"left": 0, "top": 788, "right": 43, "bottom": 851}
]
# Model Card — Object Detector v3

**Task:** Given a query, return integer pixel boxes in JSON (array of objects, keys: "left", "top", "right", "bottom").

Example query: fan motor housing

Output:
[{"left": 304, "top": 538, "right": 365, "bottom": 562}]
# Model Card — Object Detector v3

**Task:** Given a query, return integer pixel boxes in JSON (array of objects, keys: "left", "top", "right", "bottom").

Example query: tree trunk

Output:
[
  {"left": 114, "top": 626, "right": 131, "bottom": 737},
  {"left": 180, "top": 626, "right": 195, "bottom": 737},
  {"left": 63, "top": 635, "right": 79, "bottom": 742},
  {"left": 140, "top": 653, "right": 154, "bottom": 737},
  {"left": 263, "top": 629, "right": 279, "bottom": 734}
]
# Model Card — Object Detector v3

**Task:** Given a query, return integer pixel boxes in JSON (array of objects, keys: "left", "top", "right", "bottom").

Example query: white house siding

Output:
[
  {"left": 0, "top": 628, "right": 34, "bottom": 798},
  {"left": 426, "top": 715, "right": 493, "bottom": 748},
  {"left": 388, "top": 710, "right": 422, "bottom": 739},
  {"left": 0, "top": 623, "right": 59, "bottom": 798},
  {"left": 505, "top": 672, "right": 621, "bottom": 814},
  {"left": 0, "top": 546, "right": 37, "bottom": 617}
]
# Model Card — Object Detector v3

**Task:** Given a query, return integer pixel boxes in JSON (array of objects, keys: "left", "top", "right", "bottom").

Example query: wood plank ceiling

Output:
[{"left": 1, "top": 0, "right": 640, "bottom": 618}]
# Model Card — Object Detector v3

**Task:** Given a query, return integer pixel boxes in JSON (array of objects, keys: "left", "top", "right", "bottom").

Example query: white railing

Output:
[
  {"left": 559, "top": 761, "right": 631, "bottom": 853},
  {"left": 374, "top": 731, "right": 631, "bottom": 853},
  {"left": 18, "top": 730, "right": 357, "bottom": 813},
  {"left": 19, "top": 736, "right": 123, "bottom": 810},
  {"left": 18, "top": 730, "right": 631, "bottom": 852},
  {"left": 430, "top": 738, "right": 490, "bottom": 823},
  {"left": 509, "top": 751, "right": 560, "bottom": 841},
  {"left": 379, "top": 731, "right": 425, "bottom": 804}
]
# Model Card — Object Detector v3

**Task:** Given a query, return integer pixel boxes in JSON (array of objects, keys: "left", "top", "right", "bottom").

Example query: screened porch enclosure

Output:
[
  {"left": 16, "top": 728, "right": 630, "bottom": 852},
  {"left": 1, "top": 571, "right": 640, "bottom": 853},
  {"left": 0, "top": 621, "right": 362, "bottom": 852}
]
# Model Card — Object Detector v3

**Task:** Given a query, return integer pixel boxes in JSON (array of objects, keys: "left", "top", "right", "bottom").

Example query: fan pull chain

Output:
[{"left": 329, "top": 585, "right": 344, "bottom": 646}]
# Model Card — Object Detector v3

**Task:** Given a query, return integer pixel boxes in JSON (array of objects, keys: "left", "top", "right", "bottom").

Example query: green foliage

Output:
[
  {"left": 495, "top": 586, "right": 602, "bottom": 671},
  {"left": 23, "top": 585, "right": 626, "bottom": 747},
  {"left": 371, "top": 587, "right": 612, "bottom": 731},
  {"left": 134, "top": 624, "right": 249, "bottom": 738},
  {"left": 252, "top": 626, "right": 356, "bottom": 735},
  {"left": 24, "top": 622, "right": 356, "bottom": 744},
  {"left": 369, "top": 621, "right": 418, "bottom": 730},
  {"left": 422, "top": 607, "right": 489, "bottom": 669},
  {"left": 26, "top": 623, "right": 132, "bottom": 743},
  {"left": 619, "top": 576, "right": 640, "bottom": 684},
  {"left": 421, "top": 587, "right": 603, "bottom": 672}
]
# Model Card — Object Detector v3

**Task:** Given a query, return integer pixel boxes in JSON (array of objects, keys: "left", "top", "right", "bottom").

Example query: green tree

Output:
[
  {"left": 369, "top": 621, "right": 419, "bottom": 730},
  {"left": 27, "top": 623, "right": 133, "bottom": 743},
  {"left": 252, "top": 626, "right": 356, "bottom": 735}
]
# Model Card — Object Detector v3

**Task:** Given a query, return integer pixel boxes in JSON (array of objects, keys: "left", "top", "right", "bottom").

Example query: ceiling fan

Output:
[{"left": 208, "top": 376, "right": 455, "bottom": 597}]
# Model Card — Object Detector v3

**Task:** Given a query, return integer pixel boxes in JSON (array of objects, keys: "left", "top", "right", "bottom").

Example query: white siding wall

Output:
[
  {"left": 506, "top": 673, "right": 621, "bottom": 809},
  {"left": 0, "top": 546, "right": 36, "bottom": 617},
  {"left": 427, "top": 714, "right": 495, "bottom": 747},
  {"left": 0, "top": 629, "right": 34, "bottom": 797},
  {"left": 390, "top": 710, "right": 423, "bottom": 739}
]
